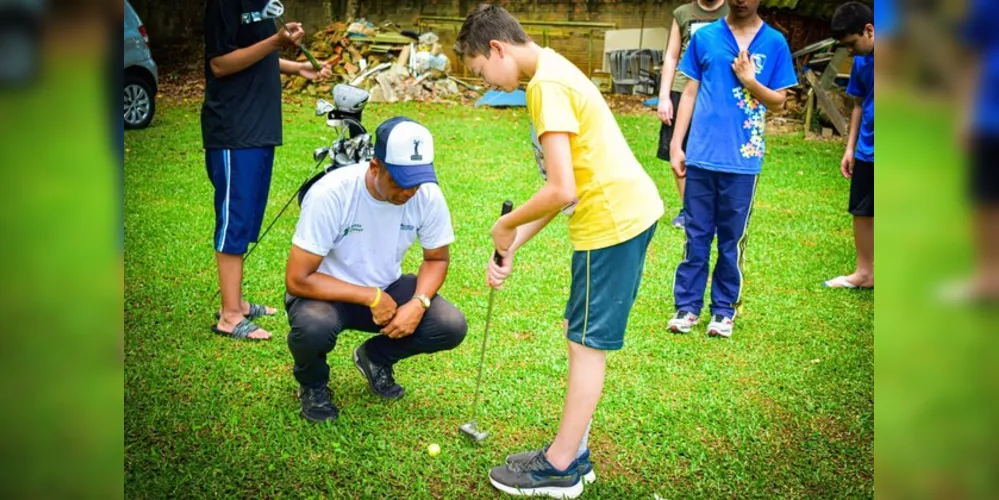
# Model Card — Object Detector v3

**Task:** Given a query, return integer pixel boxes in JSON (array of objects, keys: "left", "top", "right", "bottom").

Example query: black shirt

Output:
[{"left": 201, "top": 0, "right": 282, "bottom": 149}]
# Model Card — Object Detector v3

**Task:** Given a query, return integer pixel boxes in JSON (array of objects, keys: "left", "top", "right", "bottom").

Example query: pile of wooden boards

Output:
[{"left": 279, "top": 20, "right": 474, "bottom": 103}]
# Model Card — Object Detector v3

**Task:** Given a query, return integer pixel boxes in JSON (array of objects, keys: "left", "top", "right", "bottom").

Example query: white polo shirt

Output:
[{"left": 292, "top": 164, "right": 455, "bottom": 288}]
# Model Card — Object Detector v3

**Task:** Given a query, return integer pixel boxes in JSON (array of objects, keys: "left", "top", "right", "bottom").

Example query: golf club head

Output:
[
  {"left": 315, "top": 99, "right": 335, "bottom": 116},
  {"left": 261, "top": 0, "right": 285, "bottom": 19},
  {"left": 313, "top": 147, "right": 330, "bottom": 163},
  {"left": 459, "top": 422, "right": 488, "bottom": 442}
]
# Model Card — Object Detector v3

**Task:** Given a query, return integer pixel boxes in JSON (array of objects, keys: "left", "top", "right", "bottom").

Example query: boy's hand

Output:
[
  {"left": 732, "top": 50, "right": 757, "bottom": 86},
  {"left": 840, "top": 150, "right": 855, "bottom": 178},
  {"left": 486, "top": 251, "right": 514, "bottom": 290},
  {"left": 657, "top": 96, "right": 674, "bottom": 125},
  {"left": 669, "top": 148, "right": 687, "bottom": 178},
  {"left": 299, "top": 60, "right": 332, "bottom": 81},
  {"left": 490, "top": 218, "right": 516, "bottom": 256},
  {"left": 275, "top": 22, "right": 305, "bottom": 48}
]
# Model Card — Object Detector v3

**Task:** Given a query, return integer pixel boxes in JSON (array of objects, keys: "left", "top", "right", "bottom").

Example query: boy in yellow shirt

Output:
[{"left": 456, "top": 5, "right": 664, "bottom": 498}]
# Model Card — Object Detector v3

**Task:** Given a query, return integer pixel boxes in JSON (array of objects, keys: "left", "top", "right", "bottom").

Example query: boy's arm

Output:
[
  {"left": 657, "top": 19, "right": 683, "bottom": 124},
  {"left": 493, "top": 132, "right": 577, "bottom": 245},
  {"left": 840, "top": 100, "right": 863, "bottom": 177},
  {"left": 210, "top": 24, "right": 304, "bottom": 78},
  {"left": 670, "top": 79, "right": 699, "bottom": 152},
  {"left": 732, "top": 51, "right": 788, "bottom": 111}
]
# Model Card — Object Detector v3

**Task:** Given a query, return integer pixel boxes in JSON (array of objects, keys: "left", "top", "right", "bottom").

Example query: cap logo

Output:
[{"left": 411, "top": 139, "right": 423, "bottom": 161}]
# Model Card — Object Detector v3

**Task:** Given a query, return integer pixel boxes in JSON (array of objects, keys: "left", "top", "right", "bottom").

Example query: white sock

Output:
[{"left": 576, "top": 420, "right": 592, "bottom": 459}]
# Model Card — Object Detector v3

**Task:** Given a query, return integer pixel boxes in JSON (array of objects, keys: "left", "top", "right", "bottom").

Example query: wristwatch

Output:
[{"left": 413, "top": 293, "right": 431, "bottom": 310}]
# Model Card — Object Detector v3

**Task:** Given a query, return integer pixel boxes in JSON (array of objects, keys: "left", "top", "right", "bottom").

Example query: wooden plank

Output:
[
  {"left": 819, "top": 47, "right": 848, "bottom": 89},
  {"left": 804, "top": 69, "right": 848, "bottom": 136}
]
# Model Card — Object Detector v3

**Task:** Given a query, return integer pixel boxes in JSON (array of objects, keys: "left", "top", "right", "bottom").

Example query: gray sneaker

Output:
[
  {"left": 489, "top": 450, "right": 583, "bottom": 499},
  {"left": 507, "top": 447, "right": 596, "bottom": 484}
]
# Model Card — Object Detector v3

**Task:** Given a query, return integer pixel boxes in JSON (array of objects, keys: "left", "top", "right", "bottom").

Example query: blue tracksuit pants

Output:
[{"left": 673, "top": 165, "right": 759, "bottom": 318}]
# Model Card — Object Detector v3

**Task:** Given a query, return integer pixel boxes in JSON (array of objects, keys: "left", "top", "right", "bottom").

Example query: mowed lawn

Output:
[{"left": 124, "top": 97, "right": 873, "bottom": 498}]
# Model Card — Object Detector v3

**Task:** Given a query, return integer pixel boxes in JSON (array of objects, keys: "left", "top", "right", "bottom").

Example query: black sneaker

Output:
[
  {"left": 353, "top": 344, "right": 405, "bottom": 400},
  {"left": 297, "top": 385, "right": 339, "bottom": 423},
  {"left": 507, "top": 446, "right": 596, "bottom": 485},
  {"left": 489, "top": 449, "right": 583, "bottom": 499}
]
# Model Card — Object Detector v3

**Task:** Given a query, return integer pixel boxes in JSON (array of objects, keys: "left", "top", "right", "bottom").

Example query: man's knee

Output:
[
  {"left": 429, "top": 303, "right": 467, "bottom": 350},
  {"left": 287, "top": 302, "right": 341, "bottom": 352}
]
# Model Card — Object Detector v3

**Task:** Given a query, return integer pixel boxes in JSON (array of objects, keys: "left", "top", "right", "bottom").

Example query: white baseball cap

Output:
[{"left": 374, "top": 117, "right": 437, "bottom": 189}]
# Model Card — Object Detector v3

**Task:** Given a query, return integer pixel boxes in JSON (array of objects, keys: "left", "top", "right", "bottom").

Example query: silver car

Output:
[{"left": 123, "top": 0, "right": 157, "bottom": 129}]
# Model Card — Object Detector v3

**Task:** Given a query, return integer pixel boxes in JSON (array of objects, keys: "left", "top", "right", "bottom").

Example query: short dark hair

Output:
[
  {"left": 831, "top": 2, "right": 874, "bottom": 39},
  {"left": 453, "top": 4, "right": 531, "bottom": 58}
]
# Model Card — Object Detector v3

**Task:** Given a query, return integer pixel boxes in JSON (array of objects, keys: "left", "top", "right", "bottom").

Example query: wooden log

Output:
[{"left": 804, "top": 70, "right": 847, "bottom": 136}]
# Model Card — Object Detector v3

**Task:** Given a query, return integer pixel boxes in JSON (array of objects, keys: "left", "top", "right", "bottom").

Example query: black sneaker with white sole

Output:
[
  {"left": 489, "top": 450, "right": 583, "bottom": 499},
  {"left": 297, "top": 385, "right": 339, "bottom": 423},
  {"left": 353, "top": 344, "right": 405, "bottom": 400}
]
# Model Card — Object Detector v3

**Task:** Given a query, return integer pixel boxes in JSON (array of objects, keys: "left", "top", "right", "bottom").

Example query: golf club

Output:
[
  {"left": 459, "top": 200, "right": 514, "bottom": 443},
  {"left": 261, "top": 0, "right": 321, "bottom": 70}
]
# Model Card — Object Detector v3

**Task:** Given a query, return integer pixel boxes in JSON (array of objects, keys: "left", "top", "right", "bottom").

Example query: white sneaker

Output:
[
  {"left": 707, "top": 315, "right": 734, "bottom": 338},
  {"left": 667, "top": 311, "right": 699, "bottom": 334}
]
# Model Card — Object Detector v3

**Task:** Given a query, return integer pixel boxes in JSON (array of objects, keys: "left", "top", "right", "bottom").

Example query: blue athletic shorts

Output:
[
  {"left": 564, "top": 222, "right": 657, "bottom": 350},
  {"left": 205, "top": 147, "right": 274, "bottom": 255}
]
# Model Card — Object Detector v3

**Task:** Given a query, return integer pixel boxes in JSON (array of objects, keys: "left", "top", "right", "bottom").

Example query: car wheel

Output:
[{"left": 124, "top": 73, "right": 155, "bottom": 129}]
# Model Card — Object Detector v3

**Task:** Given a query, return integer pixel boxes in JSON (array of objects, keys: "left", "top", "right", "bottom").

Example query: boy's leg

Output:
[
  {"left": 710, "top": 172, "right": 759, "bottom": 319},
  {"left": 674, "top": 166, "right": 717, "bottom": 315},
  {"left": 832, "top": 160, "right": 874, "bottom": 287},
  {"left": 489, "top": 224, "right": 656, "bottom": 495},
  {"left": 657, "top": 91, "right": 689, "bottom": 227},
  {"left": 205, "top": 148, "right": 273, "bottom": 339}
]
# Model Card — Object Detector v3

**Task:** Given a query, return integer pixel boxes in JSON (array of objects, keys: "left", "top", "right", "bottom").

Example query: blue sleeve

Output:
[
  {"left": 766, "top": 36, "right": 798, "bottom": 91},
  {"left": 845, "top": 58, "right": 865, "bottom": 98},
  {"left": 677, "top": 31, "right": 702, "bottom": 82}
]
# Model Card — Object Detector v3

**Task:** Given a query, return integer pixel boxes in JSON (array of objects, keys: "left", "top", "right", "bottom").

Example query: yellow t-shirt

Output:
[{"left": 527, "top": 48, "right": 664, "bottom": 251}]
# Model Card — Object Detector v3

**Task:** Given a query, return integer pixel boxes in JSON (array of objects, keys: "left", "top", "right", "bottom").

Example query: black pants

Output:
[{"left": 286, "top": 274, "right": 468, "bottom": 388}]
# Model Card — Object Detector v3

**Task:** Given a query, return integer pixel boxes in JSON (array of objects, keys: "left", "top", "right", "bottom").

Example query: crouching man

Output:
[{"left": 285, "top": 116, "right": 467, "bottom": 423}]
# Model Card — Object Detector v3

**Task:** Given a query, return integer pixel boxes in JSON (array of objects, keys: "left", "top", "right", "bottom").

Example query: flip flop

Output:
[
  {"left": 214, "top": 303, "right": 276, "bottom": 321},
  {"left": 823, "top": 276, "right": 873, "bottom": 289},
  {"left": 211, "top": 318, "right": 268, "bottom": 341}
]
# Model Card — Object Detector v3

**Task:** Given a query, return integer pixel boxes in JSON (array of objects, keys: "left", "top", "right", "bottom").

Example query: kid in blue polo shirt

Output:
[
  {"left": 824, "top": 2, "right": 876, "bottom": 290},
  {"left": 667, "top": 0, "right": 797, "bottom": 338}
]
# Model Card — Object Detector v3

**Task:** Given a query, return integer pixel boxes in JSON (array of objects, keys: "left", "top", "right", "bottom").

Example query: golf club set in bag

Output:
[{"left": 227, "top": 81, "right": 511, "bottom": 442}]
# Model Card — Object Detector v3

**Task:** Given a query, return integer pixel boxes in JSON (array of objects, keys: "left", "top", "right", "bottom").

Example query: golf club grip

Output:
[{"left": 493, "top": 200, "right": 513, "bottom": 265}]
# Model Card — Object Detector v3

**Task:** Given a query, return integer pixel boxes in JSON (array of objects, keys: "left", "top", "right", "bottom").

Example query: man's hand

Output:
[
  {"left": 380, "top": 301, "right": 424, "bottom": 339},
  {"left": 732, "top": 50, "right": 757, "bottom": 86},
  {"left": 370, "top": 289, "right": 398, "bottom": 326},
  {"left": 840, "top": 150, "right": 855, "bottom": 178},
  {"left": 669, "top": 147, "right": 687, "bottom": 179},
  {"left": 657, "top": 96, "right": 674, "bottom": 125},
  {"left": 299, "top": 60, "right": 332, "bottom": 81},
  {"left": 275, "top": 22, "right": 305, "bottom": 48},
  {"left": 486, "top": 251, "right": 514, "bottom": 290}
]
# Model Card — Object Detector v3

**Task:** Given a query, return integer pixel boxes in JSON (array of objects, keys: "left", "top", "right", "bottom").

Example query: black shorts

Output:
[
  {"left": 849, "top": 160, "right": 874, "bottom": 217},
  {"left": 656, "top": 91, "right": 689, "bottom": 162},
  {"left": 972, "top": 135, "right": 999, "bottom": 205}
]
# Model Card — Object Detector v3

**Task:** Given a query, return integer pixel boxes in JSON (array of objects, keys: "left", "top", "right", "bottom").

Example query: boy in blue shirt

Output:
[
  {"left": 824, "top": 2, "right": 875, "bottom": 289},
  {"left": 668, "top": 0, "right": 798, "bottom": 338}
]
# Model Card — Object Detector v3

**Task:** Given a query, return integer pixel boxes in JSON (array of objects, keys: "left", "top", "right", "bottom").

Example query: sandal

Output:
[
  {"left": 823, "top": 276, "right": 873, "bottom": 289},
  {"left": 211, "top": 318, "right": 267, "bottom": 340},
  {"left": 214, "top": 302, "right": 276, "bottom": 321}
]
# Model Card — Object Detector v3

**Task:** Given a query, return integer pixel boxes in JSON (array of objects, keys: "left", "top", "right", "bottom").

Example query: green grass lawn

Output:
[{"left": 124, "top": 98, "right": 873, "bottom": 498}]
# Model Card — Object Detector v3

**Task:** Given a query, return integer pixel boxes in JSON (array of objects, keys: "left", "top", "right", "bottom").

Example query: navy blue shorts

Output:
[
  {"left": 205, "top": 148, "right": 274, "bottom": 254},
  {"left": 564, "top": 222, "right": 657, "bottom": 351}
]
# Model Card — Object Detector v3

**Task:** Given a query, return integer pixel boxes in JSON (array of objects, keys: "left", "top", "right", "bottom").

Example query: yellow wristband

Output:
[{"left": 370, "top": 288, "right": 382, "bottom": 308}]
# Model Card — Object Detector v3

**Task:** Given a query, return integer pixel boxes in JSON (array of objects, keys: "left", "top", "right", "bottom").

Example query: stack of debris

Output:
[{"left": 280, "top": 19, "right": 481, "bottom": 103}]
